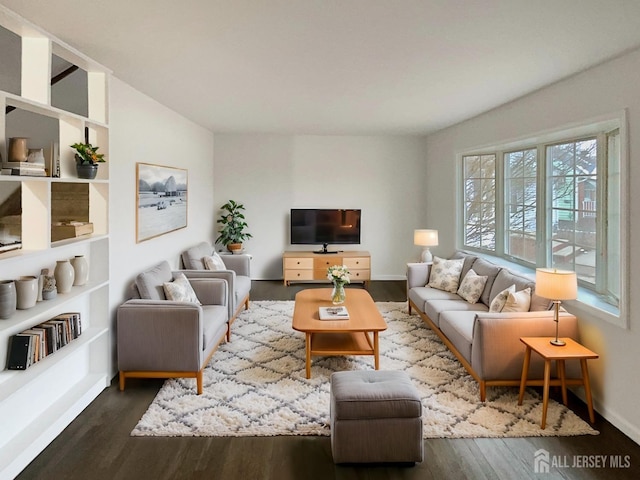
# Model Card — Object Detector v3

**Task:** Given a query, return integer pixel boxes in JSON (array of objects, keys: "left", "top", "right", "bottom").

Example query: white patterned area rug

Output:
[{"left": 131, "top": 301, "right": 598, "bottom": 438}]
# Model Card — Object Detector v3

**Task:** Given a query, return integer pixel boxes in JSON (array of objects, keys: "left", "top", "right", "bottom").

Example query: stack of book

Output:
[
  {"left": 1, "top": 161, "right": 47, "bottom": 177},
  {"left": 6, "top": 312, "right": 82, "bottom": 370}
]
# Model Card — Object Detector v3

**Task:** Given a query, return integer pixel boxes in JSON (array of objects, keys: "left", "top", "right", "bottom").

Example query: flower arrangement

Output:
[
  {"left": 70, "top": 142, "right": 106, "bottom": 165},
  {"left": 327, "top": 265, "right": 351, "bottom": 285}
]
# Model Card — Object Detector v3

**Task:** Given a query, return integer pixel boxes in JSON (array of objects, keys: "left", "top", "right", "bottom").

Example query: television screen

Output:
[{"left": 290, "top": 209, "right": 361, "bottom": 245}]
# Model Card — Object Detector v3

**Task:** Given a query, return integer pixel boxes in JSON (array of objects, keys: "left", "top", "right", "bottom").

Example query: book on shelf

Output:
[
  {"left": 319, "top": 306, "right": 350, "bottom": 320},
  {"left": 7, "top": 335, "right": 30, "bottom": 370}
]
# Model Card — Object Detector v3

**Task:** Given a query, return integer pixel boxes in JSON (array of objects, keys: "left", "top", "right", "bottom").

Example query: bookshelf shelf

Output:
[{"left": 0, "top": 5, "right": 111, "bottom": 478}]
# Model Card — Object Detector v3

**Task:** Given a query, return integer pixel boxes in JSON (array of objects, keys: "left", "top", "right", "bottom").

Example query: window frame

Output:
[{"left": 457, "top": 111, "right": 629, "bottom": 329}]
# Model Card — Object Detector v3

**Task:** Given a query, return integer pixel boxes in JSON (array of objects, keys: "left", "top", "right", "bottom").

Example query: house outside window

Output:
[{"left": 460, "top": 118, "right": 625, "bottom": 323}]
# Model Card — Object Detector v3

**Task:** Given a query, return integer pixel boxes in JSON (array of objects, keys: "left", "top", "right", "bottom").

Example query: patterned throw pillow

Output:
[
  {"left": 489, "top": 284, "right": 516, "bottom": 312},
  {"left": 502, "top": 287, "right": 531, "bottom": 313},
  {"left": 457, "top": 269, "right": 488, "bottom": 304},
  {"left": 428, "top": 257, "right": 464, "bottom": 293},
  {"left": 163, "top": 273, "right": 201, "bottom": 304},
  {"left": 203, "top": 252, "right": 226, "bottom": 271}
]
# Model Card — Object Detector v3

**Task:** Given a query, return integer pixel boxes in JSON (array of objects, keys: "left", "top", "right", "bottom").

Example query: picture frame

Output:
[{"left": 136, "top": 162, "right": 188, "bottom": 243}]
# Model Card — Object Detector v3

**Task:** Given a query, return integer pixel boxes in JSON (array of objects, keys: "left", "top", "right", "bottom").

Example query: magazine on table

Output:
[{"left": 319, "top": 306, "right": 349, "bottom": 320}]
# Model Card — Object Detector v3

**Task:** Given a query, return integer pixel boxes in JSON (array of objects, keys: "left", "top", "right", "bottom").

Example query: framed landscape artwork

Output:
[{"left": 136, "top": 163, "right": 188, "bottom": 243}]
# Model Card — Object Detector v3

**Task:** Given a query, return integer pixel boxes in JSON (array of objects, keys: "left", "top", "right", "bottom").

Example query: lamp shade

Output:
[
  {"left": 414, "top": 229, "right": 438, "bottom": 247},
  {"left": 535, "top": 268, "right": 578, "bottom": 300}
]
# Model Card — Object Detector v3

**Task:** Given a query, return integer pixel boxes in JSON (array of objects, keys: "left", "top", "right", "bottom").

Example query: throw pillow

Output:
[
  {"left": 203, "top": 252, "right": 226, "bottom": 271},
  {"left": 502, "top": 287, "right": 531, "bottom": 313},
  {"left": 428, "top": 256, "right": 464, "bottom": 293},
  {"left": 163, "top": 273, "right": 201, "bottom": 304},
  {"left": 489, "top": 284, "right": 516, "bottom": 312},
  {"left": 457, "top": 269, "right": 488, "bottom": 304}
]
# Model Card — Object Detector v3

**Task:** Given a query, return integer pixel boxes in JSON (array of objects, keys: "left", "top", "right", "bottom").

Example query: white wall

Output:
[
  {"left": 109, "top": 77, "right": 214, "bottom": 315},
  {"left": 213, "top": 134, "right": 428, "bottom": 279},
  {"left": 425, "top": 47, "right": 640, "bottom": 443}
]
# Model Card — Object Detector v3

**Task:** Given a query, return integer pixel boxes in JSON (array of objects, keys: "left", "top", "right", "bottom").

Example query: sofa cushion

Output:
[
  {"left": 135, "top": 261, "right": 173, "bottom": 300},
  {"left": 457, "top": 269, "right": 488, "bottom": 304},
  {"left": 489, "top": 284, "right": 516, "bottom": 312},
  {"left": 450, "top": 251, "right": 477, "bottom": 282},
  {"left": 408, "top": 286, "right": 460, "bottom": 314},
  {"left": 163, "top": 273, "right": 201, "bottom": 304},
  {"left": 502, "top": 287, "right": 531, "bottom": 313},
  {"left": 425, "top": 299, "right": 488, "bottom": 328},
  {"left": 234, "top": 275, "right": 252, "bottom": 306},
  {"left": 468, "top": 257, "right": 502, "bottom": 307},
  {"left": 182, "top": 241, "right": 214, "bottom": 270},
  {"left": 428, "top": 256, "right": 464, "bottom": 293},
  {"left": 201, "top": 304, "right": 228, "bottom": 351},
  {"left": 204, "top": 252, "right": 226, "bottom": 271},
  {"left": 489, "top": 269, "right": 534, "bottom": 306},
  {"left": 439, "top": 311, "right": 476, "bottom": 364}
]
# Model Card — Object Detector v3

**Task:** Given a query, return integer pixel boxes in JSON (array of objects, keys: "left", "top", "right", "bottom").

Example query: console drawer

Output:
[
  {"left": 286, "top": 270, "right": 314, "bottom": 281},
  {"left": 343, "top": 257, "right": 370, "bottom": 269},
  {"left": 284, "top": 258, "right": 313, "bottom": 269}
]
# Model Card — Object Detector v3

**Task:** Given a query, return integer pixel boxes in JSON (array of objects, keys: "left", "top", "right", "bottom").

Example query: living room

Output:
[{"left": 1, "top": 1, "right": 640, "bottom": 478}]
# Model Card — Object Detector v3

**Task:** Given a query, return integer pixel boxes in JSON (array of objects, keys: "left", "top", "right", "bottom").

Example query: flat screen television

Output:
[{"left": 290, "top": 208, "right": 361, "bottom": 253}]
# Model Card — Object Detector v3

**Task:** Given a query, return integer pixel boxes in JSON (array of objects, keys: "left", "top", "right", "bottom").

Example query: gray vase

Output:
[{"left": 0, "top": 280, "right": 17, "bottom": 319}]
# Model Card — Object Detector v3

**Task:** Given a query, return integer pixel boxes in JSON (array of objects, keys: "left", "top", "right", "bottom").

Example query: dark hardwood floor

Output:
[{"left": 16, "top": 281, "right": 640, "bottom": 480}]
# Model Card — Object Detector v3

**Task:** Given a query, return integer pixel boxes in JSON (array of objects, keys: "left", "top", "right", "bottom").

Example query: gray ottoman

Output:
[{"left": 330, "top": 370, "right": 423, "bottom": 464}]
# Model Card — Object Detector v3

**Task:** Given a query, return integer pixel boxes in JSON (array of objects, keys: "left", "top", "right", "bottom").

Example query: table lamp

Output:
[
  {"left": 414, "top": 229, "right": 438, "bottom": 263},
  {"left": 535, "top": 268, "right": 578, "bottom": 346}
]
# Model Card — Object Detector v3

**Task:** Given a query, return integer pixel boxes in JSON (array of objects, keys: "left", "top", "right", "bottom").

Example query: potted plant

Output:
[
  {"left": 70, "top": 142, "right": 105, "bottom": 179},
  {"left": 215, "top": 200, "right": 252, "bottom": 253}
]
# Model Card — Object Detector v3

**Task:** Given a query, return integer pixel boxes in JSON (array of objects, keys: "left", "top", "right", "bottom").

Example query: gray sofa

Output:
[
  {"left": 182, "top": 242, "right": 251, "bottom": 340},
  {"left": 117, "top": 261, "right": 229, "bottom": 394},
  {"left": 407, "top": 251, "right": 580, "bottom": 401}
]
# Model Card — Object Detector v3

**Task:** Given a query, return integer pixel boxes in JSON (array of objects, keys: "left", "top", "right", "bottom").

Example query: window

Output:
[{"left": 461, "top": 120, "right": 624, "bottom": 318}]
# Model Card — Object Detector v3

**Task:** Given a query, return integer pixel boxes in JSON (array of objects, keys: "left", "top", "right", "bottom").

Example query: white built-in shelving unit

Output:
[{"left": 0, "top": 6, "right": 111, "bottom": 478}]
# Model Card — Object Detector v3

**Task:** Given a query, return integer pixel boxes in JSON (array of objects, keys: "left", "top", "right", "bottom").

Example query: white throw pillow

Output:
[
  {"left": 501, "top": 287, "right": 531, "bottom": 313},
  {"left": 489, "top": 285, "right": 516, "bottom": 312},
  {"left": 428, "top": 257, "right": 464, "bottom": 293},
  {"left": 163, "top": 273, "right": 201, "bottom": 304},
  {"left": 203, "top": 252, "right": 226, "bottom": 271},
  {"left": 457, "top": 269, "right": 488, "bottom": 304}
]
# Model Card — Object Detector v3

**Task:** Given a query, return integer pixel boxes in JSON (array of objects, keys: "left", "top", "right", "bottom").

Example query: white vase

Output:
[
  {"left": 54, "top": 260, "right": 75, "bottom": 294},
  {"left": 0, "top": 280, "right": 17, "bottom": 319},
  {"left": 71, "top": 255, "right": 89, "bottom": 286},
  {"left": 15, "top": 276, "right": 38, "bottom": 309}
]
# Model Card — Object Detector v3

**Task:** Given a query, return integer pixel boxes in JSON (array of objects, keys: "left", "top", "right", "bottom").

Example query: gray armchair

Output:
[
  {"left": 181, "top": 242, "right": 251, "bottom": 340},
  {"left": 117, "top": 261, "right": 229, "bottom": 394}
]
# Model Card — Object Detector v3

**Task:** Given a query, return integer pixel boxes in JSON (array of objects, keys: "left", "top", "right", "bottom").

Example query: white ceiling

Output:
[{"left": 3, "top": 0, "right": 640, "bottom": 135}]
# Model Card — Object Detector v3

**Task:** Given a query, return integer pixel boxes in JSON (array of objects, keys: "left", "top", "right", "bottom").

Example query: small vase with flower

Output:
[{"left": 327, "top": 265, "right": 350, "bottom": 305}]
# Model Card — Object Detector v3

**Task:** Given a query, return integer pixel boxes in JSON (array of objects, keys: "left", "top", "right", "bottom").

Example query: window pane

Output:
[
  {"left": 504, "top": 148, "right": 537, "bottom": 263},
  {"left": 548, "top": 139, "right": 597, "bottom": 285},
  {"left": 463, "top": 154, "right": 496, "bottom": 252}
]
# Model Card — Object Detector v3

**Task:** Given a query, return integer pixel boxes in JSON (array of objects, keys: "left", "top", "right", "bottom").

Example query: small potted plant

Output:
[
  {"left": 215, "top": 200, "right": 252, "bottom": 253},
  {"left": 70, "top": 142, "right": 105, "bottom": 179}
]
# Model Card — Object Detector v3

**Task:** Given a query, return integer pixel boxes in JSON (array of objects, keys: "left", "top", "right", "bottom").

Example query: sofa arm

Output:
[
  {"left": 471, "top": 311, "right": 579, "bottom": 381},
  {"left": 178, "top": 270, "right": 234, "bottom": 317},
  {"left": 221, "top": 254, "right": 251, "bottom": 277},
  {"left": 117, "top": 300, "right": 204, "bottom": 372},
  {"left": 407, "top": 262, "right": 431, "bottom": 289}
]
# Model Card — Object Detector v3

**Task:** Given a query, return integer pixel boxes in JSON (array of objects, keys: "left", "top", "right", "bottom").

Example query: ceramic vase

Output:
[
  {"left": 15, "top": 276, "right": 38, "bottom": 310},
  {"left": 0, "top": 280, "right": 17, "bottom": 319},
  {"left": 331, "top": 282, "right": 346, "bottom": 305},
  {"left": 8, "top": 137, "right": 28, "bottom": 162},
  {"left": 71, "top": 255, "right": 89, "bottom": 286},
  {"left": 54, "top": 259, "right": 75, "bottom": 294}
]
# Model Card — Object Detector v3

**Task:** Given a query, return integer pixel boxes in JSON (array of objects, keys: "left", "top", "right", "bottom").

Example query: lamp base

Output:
[
  {"left": 420, "top": 248, "right": 433, "bottom": 263},
  {"left": 550, "top": 338, "right": 566, "bottom": 347}
]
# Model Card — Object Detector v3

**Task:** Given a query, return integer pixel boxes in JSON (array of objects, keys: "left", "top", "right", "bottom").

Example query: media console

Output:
[{"left": 283, "top": 251, "right": 371, "bottom": 287}]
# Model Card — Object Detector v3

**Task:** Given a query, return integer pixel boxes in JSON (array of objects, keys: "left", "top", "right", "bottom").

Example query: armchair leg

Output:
[
  {"left": 119, "top": 371, "right": 126, "bottom": 391},
  {"left": 196, "top": 370, "right": 203, "bottom": 395}
]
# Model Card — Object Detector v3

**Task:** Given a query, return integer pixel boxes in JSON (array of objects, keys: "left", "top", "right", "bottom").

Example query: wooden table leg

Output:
[
  {"left": 518, "top": 346, "right": 532, "bottom": 405},
  {"left": 557, "top": 359, "right": 568, "bottom": 406},
  {"left": 581, "top": 358, "right": 596, "bottom": 423},
  {"left": 305, "top": 333, "right": 312, "bottom": 379},
  {"left": 373, "top": 331, "right": 379, "bottom": 370},
  {"left": 541, "top": 359, "right": 551, "bottom": 429}
]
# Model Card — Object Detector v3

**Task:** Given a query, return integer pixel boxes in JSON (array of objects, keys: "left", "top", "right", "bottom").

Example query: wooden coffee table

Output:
[{"left": 292, "top": 288, "right": 387, "bottom": 378}]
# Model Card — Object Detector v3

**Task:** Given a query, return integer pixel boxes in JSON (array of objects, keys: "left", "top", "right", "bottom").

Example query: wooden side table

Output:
[{"left": 518, "top": 337, "right": 599, "bottom": 429}]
